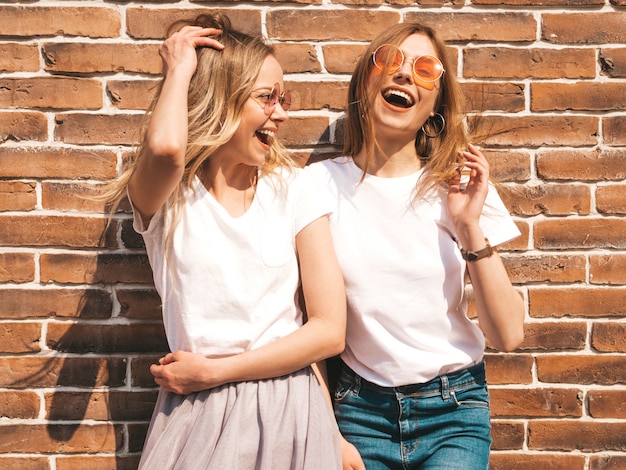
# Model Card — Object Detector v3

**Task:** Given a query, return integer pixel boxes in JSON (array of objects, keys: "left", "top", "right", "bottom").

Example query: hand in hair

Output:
[{"left": 159, "top": 26, "right": 224, "bottom": 79}]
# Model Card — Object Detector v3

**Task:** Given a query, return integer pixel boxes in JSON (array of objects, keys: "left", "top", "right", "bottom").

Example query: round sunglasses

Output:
[
  {"left": 250, "top": 83, "right": 292, "bottom": 116},
  {"left": 372, "top": 44, "right": 445, "bottom": 84}
]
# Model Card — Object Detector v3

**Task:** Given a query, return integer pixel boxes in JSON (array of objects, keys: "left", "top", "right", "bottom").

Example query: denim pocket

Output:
[{"left": 451, "top": 380, "right": 490, "bottom": 409}]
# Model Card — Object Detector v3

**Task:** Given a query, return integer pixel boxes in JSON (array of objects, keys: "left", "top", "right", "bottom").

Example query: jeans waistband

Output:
[{"left": 339, "top": 360, "right": 486, "bottom": 397}]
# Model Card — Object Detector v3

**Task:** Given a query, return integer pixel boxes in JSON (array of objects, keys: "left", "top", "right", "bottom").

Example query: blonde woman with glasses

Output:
[
  {"left": 104, "top": 13, "right": 345, "bottom": 469},
  {"left": 307, "top": 23, "right": 524, "bottom": 469}
]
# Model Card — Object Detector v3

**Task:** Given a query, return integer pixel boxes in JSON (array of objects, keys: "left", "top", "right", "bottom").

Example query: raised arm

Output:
[
  {"left": 448, "top": 144, "right": 525, "bottom": 352},
  {"left": 128, "top": 26, "right": 223, "bottom": 223},
  {"left": 150, "top": 215, "right": 347, "bottom": 394}
]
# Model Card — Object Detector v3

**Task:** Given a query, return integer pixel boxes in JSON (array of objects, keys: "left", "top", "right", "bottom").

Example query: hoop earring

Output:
[{"left": 421, "top": 112, "right": 445, "bottom": 138}]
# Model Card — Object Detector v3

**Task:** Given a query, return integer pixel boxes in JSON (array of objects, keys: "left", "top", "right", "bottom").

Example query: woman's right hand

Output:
[{"left": 159, "top": 26, "right": 224, "bottom": 79}]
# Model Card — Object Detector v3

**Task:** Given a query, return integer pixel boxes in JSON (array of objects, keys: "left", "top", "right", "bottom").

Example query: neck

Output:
[
  {"left": 199, "top": 162, "right": 258, "bottom": 217},
  {"left": 353, "top": 139, "right": 423, "bottom": 178}
]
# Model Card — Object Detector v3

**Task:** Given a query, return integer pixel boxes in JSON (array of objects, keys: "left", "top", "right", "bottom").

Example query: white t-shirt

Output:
[
  {"left": 307, "top": 157, "right": 520, "bottom": 387},
  {"left": 133, "top": 168, "right": 330, "bottom": 357}
]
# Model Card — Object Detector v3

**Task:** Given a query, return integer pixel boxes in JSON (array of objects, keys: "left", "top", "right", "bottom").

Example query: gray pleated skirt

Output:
[{"left": 138, "top": 366, "right": 342, "bottom": 470}]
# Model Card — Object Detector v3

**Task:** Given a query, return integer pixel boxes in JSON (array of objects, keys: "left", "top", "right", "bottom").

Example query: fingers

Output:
[{"left": 169, "top": 26, "right": 224, "bottom": 50}]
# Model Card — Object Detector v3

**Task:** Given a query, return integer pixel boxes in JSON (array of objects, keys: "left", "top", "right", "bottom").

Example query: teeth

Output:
[
  {"left": 257, "top": 129, "right": 275, "bottom": 138},
  {"left": 383, "top": 89, "right": 414, "bottom": 106}
]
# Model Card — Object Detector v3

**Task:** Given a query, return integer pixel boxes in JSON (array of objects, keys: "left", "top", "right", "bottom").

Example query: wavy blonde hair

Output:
[
  {"left": 344, "top": 22, "right": 468, "bottom": 198},
  {"left": 103, "top": 13, "right": 292, "bottom": 221}
]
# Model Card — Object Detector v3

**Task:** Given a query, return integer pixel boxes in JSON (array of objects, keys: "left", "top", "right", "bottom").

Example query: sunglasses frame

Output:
[
  {"left": 372, "top": 44, "right": 445, "bottom": 83},
  {"left": 250, "top": 83, "right": 292, "bottom": 116}
]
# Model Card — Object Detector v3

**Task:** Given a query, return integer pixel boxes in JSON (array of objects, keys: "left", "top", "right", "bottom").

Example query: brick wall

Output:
[{"left": 0, "top": 1, "right": 625, "bottom": 469}]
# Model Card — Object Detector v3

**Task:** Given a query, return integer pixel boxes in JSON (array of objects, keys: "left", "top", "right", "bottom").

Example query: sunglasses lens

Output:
[
  {"left": 413, "top": 56, "right": 444, "bottom": 82},
  {"left": 281, "top": 90, "right": 292, "bottom": 111},
  {"left": 373, "top": 45, "right": 403, "bottom": 73}
]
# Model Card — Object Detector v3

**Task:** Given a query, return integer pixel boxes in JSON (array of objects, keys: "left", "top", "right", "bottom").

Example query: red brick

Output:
[
  {"left": 529, "top": 287, "right": 626, "bottom": 318},
  {"left": 0, "top": 181, "right": 36, "bottom": 211},
  {"left": 472, "top": 116, "right": 598, "bottom": 147},
  {"left": 0, "top": 391, "right": 39, "bottom": 419},
  {"left": 0, "top": 6, "right": 121, "bottom": 38},
  {"left": 322, "top": 44, "right": 368, "bottom": 75},
  {"left": 41, "top": 182, "right": 109, "bottom": 213},
  {"left": 274, "top": 43, "right": 322, "bottom": 74},
  {"left": 465, "top": 48, "right": 595, "bottom": 79},
  {"left": 484, "top": 150, "right": 531, "bottom": 182},
  {"left": 591, "top": 254, "right": 626, "bottom": 284},
  {"left": 269, "top": 10, "right": 400, "bottom": 41},
  {"left": 537, "top": 148, "right": 626, "bottom": 181},
  {"left": 499, "top": 184, "right": 590, "bottom": 216},
  {"left": 0, "top": 147, "right": 117, "bottom": 180},
  {"left": 532, "top": 82, "right": 626, "bottom": 112},
  {"left": 542, "top": 13, "right": 626, "bottom": 44},
  {"left": 0, "top": 357, "right": 126, "bottom": 388},
  {"left": 117, "top": 289, "right": 161, "bottom": 320},
  {"left": 604, "top": 115, "right": 626, "bottom": 145},
  {"left": 40, "top": 253, "right": 153, "bottom": 285},
  {"left": 45, "top": 391, "right": 157, "bottom": 421},
  {"left": 537, "top": 355, "right": 626, "bottom": 385},
  {"left": 56, "top": 456, "right": 141, "bottom": 470},
  {"left": 490, "top": 453, "right": 586, "bottom": 470},
  {"left": 0, "top": 288, "right": 112, "bottom": 320},
  {"left": 130, "top": 356, "right": 162, "bottom": 388},
  {"left": 504, "top": 254, "right": 586, "bottom": 284},
  {"left": 600, "top": 47, "right": 626, "bottom": 78},
  {"left": 519, "top": 322, "right": 587, "bottom": 351},
  {"left": 535, "top": 218, "right": 626, "bottom": 250},
  {"left": 108, "top": 80, "right": 160, "bottom": 110},
  {"left": 0, "top": 458, "right": 49, "bottom": 470},
  {"left": 54, "top": 113, "right": 144, "bottom": 145},
  {"left": 0, "top": 252, "right": 35, "bottom": 283},
  {"left": 406, "top": 12, "right": 536, "bottom": 42},
  {"left": 596, "top": 184, "right": 626, "bottom": 215},
  {"left": 462, "top": 82, "right": 525, "bottom": 113},
  {"left": 491, "top": 388, "right": 582, "bottom": 418},
  {"left": 484, "top": 354, "right": 533, "bottom": 384},
  {"left": 0, "top": 215, "right": 117, "bottom": 248},
  {"left": 0, "top": 424, "right": 121, "bottom": 453},
  {"left": 529, "top": 420, "right": 626, "bottom": 451},
  {"left": 287, "top": 81, "right": 348, "bottom": 112},
  {"left": 125, "top": 8, "right": 262, "bottom": 39},
  {"left": 281, "top": 116, "right": 332, "bottom": 147},
  {"left": 490, "top": 421, "right": 525, "bottom": 450},
  {"left": 46, "top": 323, "right": 168, "bottom": 354},
  {"left": 587, "top": 390, "right": 626, "bottom": 418},
  {"left": 591, "top": 322, "right": 626, "bottom": 353},
  {"left": 43, "top": 43, "right": 161, "bottom": 74},
  {"left": 0, "top": 111, "right": 47, "bottom": 142},
  {"left": 0, "top": 322, "right": 41, "bottom": 353},
  {"left": 590, "top": 455, "right": 626, "bottom": 470},
  {"left": 0, "top": 78, "right": 102, "bottom": 110},
  {"left": 0, "top": 43, "right": 39, "bottom": 72}
]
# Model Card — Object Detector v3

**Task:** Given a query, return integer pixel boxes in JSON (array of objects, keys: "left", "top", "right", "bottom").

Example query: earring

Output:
[{"left": 421, "top": 112, "right": 445, "bottom": 138}]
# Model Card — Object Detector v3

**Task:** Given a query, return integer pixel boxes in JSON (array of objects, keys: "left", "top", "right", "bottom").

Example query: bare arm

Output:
[
  {"left": 448, "top": 144, "right": 525, "bottom": 352},
  {"left": 128, "top": 26, "right": 224, "bottom": 223},
  {"left": 151, "top": 215, "right": 347, "bottom": 393}
]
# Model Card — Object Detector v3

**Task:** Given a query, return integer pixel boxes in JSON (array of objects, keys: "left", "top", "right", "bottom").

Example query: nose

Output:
[
  {"left": 270, "top": 101, "right": 289, "bottom": 122},
  {"left": 394, "top": 58, "right": 414, "bottom": 83}
]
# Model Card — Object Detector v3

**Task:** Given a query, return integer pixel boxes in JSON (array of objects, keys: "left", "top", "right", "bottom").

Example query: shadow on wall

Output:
[{"left": 43, "top": 215, "right": 168, "bottom": 469}]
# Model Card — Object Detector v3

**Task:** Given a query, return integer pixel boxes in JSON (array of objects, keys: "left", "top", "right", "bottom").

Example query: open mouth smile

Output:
[
  {"left": 382, "top": 88, "right": 415, "bottom": 109},
  {"left": 255, "top": 129, "right": 275, "bottom": 147}
]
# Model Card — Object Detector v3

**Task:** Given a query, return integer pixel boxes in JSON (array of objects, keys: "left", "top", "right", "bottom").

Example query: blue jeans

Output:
[{"left": 334, "top": 361, "right": 491, "bottom": 470}]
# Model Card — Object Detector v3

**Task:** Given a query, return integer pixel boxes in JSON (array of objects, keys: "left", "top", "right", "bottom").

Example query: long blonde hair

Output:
[
  {"left": 344, "top": 22, "right": 468, "bottom": 197},
  {"left": 103, "top": 13, "right": 292, "bottom": 219}
]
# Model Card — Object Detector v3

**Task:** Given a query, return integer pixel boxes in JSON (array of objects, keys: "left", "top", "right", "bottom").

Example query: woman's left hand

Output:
[
  {"left": 447, "top": 143, "right": 489, "bottom": 230},
  {"left": 150, "top": 350, "right": 218, "bottom": 395}
]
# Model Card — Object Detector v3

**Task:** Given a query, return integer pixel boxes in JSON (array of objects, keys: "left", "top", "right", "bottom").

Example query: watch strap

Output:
[{"left": 461, "top": 239, "right": 493, "bottom": 262}]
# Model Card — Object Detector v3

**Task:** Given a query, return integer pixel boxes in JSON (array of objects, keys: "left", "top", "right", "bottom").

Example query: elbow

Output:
[
  {"left": 146, "top": 138, "right": 186, "bottom": 167},
  {"left": 495, "top": 328, "right": 525, "bottom": 353}
]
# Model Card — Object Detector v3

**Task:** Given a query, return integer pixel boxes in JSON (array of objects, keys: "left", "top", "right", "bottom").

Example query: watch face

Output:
[{"left": 467, "top": 252, "right": 478, "bottom": 261}]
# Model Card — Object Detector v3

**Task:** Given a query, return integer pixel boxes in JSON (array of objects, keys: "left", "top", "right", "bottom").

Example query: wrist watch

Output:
[{"left": 460, "top": 239, "right": 493, "bottom": 262}]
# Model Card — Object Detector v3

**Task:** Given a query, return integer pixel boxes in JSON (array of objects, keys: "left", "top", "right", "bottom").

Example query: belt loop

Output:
[
  {"left": 440, "top": 374, "right": 450, "bottom": 401},
  {"left": 353, "top": 372, "right": 362, "bottom": 394}
]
